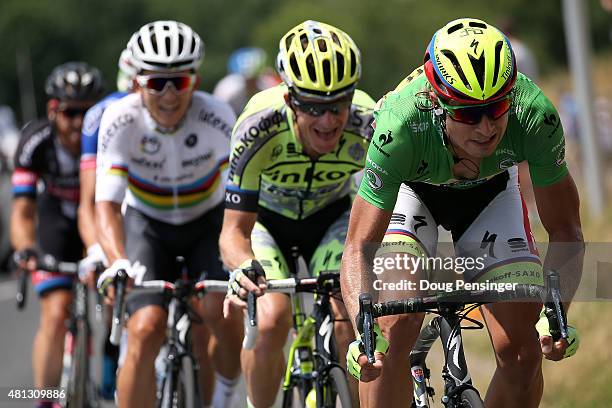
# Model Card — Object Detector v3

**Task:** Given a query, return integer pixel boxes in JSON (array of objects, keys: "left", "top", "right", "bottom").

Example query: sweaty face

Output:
[
  {"left": 445, "top": 112, "right": 509, "bottom": 159},
  {"left": 139, "top": 70, "right": 198, "bottom": 130},
  {"left": 49, "top": 100, "right": 94, "bottom": 157},
  {"left": 286, "top": 93, "right": 350, "bottom": 158}
]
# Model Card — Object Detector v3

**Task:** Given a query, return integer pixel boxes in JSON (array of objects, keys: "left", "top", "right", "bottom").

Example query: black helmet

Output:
[{"left": 45, "top": 62, "right": 105, "bottom": 101}]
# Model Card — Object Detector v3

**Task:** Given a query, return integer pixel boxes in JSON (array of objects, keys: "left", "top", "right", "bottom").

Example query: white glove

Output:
[
  {"left": 97, "top": 259, "right": 133, "bottom": 291},
  {"left": 78, "top": 243, "right": 108, "bottom": 281}
]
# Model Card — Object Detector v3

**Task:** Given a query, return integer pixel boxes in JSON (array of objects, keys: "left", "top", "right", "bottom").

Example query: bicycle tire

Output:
[
  {"left": 458, "top": 389, "right": 484, "bottom": 408},
  {"left": 159, "top": 355, "right": 199, "bottom": 408},
  {"left": 281, "top": 380, "right": 309, "bottom": 408},
  {"left": 65, "top": 323, "right": 87, "bottom": 408},
  {"left": 322, "top": 366, "right": 352, "bottom": 408}
]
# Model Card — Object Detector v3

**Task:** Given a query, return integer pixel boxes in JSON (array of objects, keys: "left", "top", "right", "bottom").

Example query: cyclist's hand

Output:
[
  {"left": 347, "top": 324, "right": 389, "bottom": 382},
  {"left": 78, "top": 243, "right": 107, "bottom": 287},
  {"left": 536, "top": 307, "right": 580, "bottom": 360},
  {"left": 224, "top": 259, "right": 267, "bottom": 313},
  {"left": 97, "top": 259, "right": 135, "bottom": 302},
  {"left": 12, "top": 248, "right": 38, "bottom": 271}
]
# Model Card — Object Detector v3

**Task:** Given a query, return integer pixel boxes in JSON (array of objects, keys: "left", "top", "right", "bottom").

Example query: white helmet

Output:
[
  {"left": 116, "top": 48, "right": 137, "bottom": 92},
  {"left": 127, "top": 20, "right": 204, "bottom": 73}
]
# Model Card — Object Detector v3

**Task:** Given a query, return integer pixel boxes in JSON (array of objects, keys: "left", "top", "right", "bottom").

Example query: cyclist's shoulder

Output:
[
  {"left": 15, "top": 119, "right": 53, "bottom": 167},
  {"left": 234, "top": 85, "right": 287, "bottom": 137},
  {"left": 191, "top": 90, "right": 235, "bottom": 121},
  {"left": 101, "top": 92, "right": 141, "bottom": 120},
  {"left": 83, "top": 92, "right": 129, "bottom": 137},
  {"left": 378, "top": 66, "right": 429, "bottom": 112}
]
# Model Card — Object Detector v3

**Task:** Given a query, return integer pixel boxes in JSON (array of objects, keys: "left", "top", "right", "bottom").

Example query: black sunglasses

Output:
[
  {"left": 289, "top": 93, "right": 353, "bottom": 117},
  {"left": 59, "top": 107, "right": 89, "bottom": 119}
]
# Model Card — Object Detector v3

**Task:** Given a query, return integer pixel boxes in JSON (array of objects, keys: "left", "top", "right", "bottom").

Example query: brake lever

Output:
[{"left": 359, "top": 293, "right": 376, "bottom": 364}]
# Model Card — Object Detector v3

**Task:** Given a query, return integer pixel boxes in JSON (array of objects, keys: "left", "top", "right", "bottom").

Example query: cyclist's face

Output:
[
  {"left": 445, "top": 111, "right": 509, "bottom": 158},
  {"left": 48, "top": 100, "right": 94, "bottom": 157},
  {"left": 139, "top": 70, "right": 199, "bottom": 130},
  {"left": 286, "top": 93, "right": 350, "bottom": 158}
]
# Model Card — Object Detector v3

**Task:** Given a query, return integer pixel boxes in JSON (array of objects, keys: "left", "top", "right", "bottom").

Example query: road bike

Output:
[
  {"left": 244, "top": 249, "right": 352, "bottom": 408},
  {"left": 16, "top": 254, "right": 103, "bottom": 408},
  {"left": 358, "top": 269, "right": 568, "bottom": 408},
  {"left": 110, "top": 256, "right": 227, "bottom": 408}
]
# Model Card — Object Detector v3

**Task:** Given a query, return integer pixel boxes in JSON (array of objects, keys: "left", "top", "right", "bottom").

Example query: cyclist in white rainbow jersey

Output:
[{"left": 95, "top": 21, "right": 242, "bottom": 407}]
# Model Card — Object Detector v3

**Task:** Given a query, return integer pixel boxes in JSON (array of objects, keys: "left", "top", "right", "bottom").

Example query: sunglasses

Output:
[
  {"left": 136, "top": 73, "right": 197, "bottom": 94},
  {"left": 289, "top": 93, "right": 353, "bottom": 117},
  {"left": 441, "top": 97, "right": 512, "bottom": 125},
  {"left": 58, "top": 107, "right": 89, "bottom": 119}
]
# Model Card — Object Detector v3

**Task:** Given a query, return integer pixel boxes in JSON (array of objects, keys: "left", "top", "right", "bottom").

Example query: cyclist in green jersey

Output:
[
  {"left": 221, "top": 20, "right": 374, "bottom": 406},
  {"left": 341, "top": 18, "right": 583, "bottom": 407}
]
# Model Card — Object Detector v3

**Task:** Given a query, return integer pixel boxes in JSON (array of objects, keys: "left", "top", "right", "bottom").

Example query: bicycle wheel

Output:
[
  {"left": 320, "top": 366, "right": 352, "bottom": 408},
  {"left": 64, "top": 323, "right": 87, "bottom": 408},
  {"left": 159, "top": 355, "right": 200, "bottom": 408},
  {"left": 281, "top": 379, "right": 310, "bottom": 408},
  {"left": 458, "top": 389, "right": 484, "bottom": 408}
]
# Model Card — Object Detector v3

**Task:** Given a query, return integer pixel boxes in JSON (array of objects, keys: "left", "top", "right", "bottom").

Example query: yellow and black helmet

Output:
[
  {"left": 277, "top": 20, "right": 361, "bottom": 100},
  {"left": 424, "top": 18, "right": 517, "bottom": 104}
]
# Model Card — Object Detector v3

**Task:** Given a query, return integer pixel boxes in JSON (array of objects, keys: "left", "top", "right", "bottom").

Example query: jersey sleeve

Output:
[
  {"left": 224, "top": 112, "right": 268, "bottom": 212},
  {"left": 80, "top": 102, "right": 105, "bottom": 171},
  {"left": 522, "top": 91, "right": 569, "bottom": 187},
  {"left": 12, "top": 122, "right": 46, "bottom": 199},
  {"left": 95, "top": 107, "right": 130, "bottom": 204},
  {"left": 357, "top": 108, "right": 413, "bottom": 211}
]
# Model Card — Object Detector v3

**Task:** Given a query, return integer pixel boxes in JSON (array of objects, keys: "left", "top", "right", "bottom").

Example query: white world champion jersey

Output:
[{"left": 95, "top": 91, "right": 235, "bottom": 225}]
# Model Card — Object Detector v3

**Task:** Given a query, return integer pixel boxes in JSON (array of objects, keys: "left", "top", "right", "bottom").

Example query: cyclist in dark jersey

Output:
[
  {"left": 11, "top": 62, "right": 104, "bottom": 408},
  {"left": 341, "top": 18, "right": 583, "bottom": 407}
]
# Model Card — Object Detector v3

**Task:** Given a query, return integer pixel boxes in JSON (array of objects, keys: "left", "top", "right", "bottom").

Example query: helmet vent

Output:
[
  {"left": 469, "top": 21, "right": 487, "bottom": 29},
  {"left": 317, "top": 39, "right": 327, "bottom": 52},
  {"left": 442, "top": 50, "right": 471, "bottom": 90},
  {"left": 300, "top": 34, "right": 309, "bottom": 51},
  {"left": 151, "top": 35, "right": 159, "bottom": 53},
  {"left": 336, "top": 52, "right": 345, "bottom": 82},
  {"left": 285, "top": 34, "right": 295, "bottom": 50},
  {"left": 313, "top": 28, "right": 322, "bottom": 34},
  {"left": 323, "top": 60, "right": 331, "bottom": 86},
  {"left": 306, "top": 54, "right": 316, "bottom": 82},
  {"left": 166, "top": 37, "right": 172, "bottom": 56},
  {"left": 492, "top": 41, "right": 503, "bottom": 87},
  {"left": 447, "top": 23, "right": 464, "bottom": 35},
  {"left": 331, "top": 32, "right": 341, "bottom": 46},
  {"left": 290, "top": 54, "right": 302, "bottom": 80},
  {"left": 349, "top": 49, "right": 357, "bottom": 77},
  {"left": 469, "top": 53, "right": 486, "bottom": 91}
]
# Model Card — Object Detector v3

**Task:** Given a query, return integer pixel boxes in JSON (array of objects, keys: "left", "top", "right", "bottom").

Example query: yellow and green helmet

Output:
[
  {"left": 277, "top": 20, "right": 361, "bottom": 100},
  {"left": 424, "top": 18, "right": 517, "bottom": 104}
]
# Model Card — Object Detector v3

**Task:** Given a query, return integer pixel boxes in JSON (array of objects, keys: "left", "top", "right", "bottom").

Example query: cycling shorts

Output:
[
  {"left": 124, "top": 203, "right": 226, "bottom": 314},
  {"left": 251, "top": 196, "right": 350, "bottom": 280},
  {"left": 382, "top": 167, "right": 543, "bottom": 285}
]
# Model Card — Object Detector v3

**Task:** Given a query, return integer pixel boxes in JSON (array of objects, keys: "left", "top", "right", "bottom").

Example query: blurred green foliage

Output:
[{"left": 0, "top": 0, "right": 610, "bottom": 124}]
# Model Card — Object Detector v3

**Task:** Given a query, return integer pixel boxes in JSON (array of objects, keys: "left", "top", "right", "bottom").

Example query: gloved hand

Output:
[
  {"left": 536, "top": 306, "right": 580, "bottom": 359},
  {"left": 223, "top": 259, "right": 267, "bottom": 317},
  {"left": 97, "top": 259, "right": 134, "bottom": 294},
  {"left": 347, "top": 323, "right": 389, "bottom": 381},
  {"left": 78, "top": 243, "right": 108, "bottom": 283}
]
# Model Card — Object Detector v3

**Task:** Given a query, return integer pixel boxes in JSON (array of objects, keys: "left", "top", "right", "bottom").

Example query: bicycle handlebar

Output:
[
  {"left": 242, "top": 273, "right": 341, "bottom": 350},
  {"left": 109, "top": 276, "right": 228, "bottom": 346},
  {"left": 358, "top": 270, "right": 568, "bottom": 364},
  {"left": 15, "top": 255, "right": 81, "bottom": 310}
]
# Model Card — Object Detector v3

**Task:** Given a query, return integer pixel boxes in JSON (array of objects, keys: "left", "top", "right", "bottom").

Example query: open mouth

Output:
[
  {"left": 158, "top": 104, "right": 180, "bottom": 114},
  {"left": 313, "top": 128, "right": 338, "bottom": 141}
]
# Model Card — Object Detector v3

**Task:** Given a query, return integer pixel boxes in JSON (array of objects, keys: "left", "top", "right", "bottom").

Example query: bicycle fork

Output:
[{"left": 410, "top": 315, "right": 472, "bottom": 407}]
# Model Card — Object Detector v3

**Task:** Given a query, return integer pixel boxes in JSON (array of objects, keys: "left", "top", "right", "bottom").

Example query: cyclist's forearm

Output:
[
  {"left": 219, "top": 226, "right": 255, "bottom": 270},
  {"left": 341, "top": 242, "right": 373, "bottom": 336},
  {"left": 95, "top": 201, "right": 126, "bottom": 263},
  {"left": 78, "top": 169, "right": 98, "bottom": 248},
  {"left": 10, "top": 197, "right": 36, "bottom": 250},
  {"left": 545, "top": 229, "right": 585, "bottom": 310}
]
